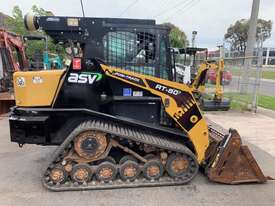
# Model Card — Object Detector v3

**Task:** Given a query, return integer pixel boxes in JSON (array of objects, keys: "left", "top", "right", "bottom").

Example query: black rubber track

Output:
[{"left": 43, "top": 119, "right": 199, "bottom": 191}]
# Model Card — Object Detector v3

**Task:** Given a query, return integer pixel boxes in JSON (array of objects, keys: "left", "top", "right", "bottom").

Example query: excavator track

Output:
[{"left": 43, "top": 119, "right": 199, "bottom": 191}]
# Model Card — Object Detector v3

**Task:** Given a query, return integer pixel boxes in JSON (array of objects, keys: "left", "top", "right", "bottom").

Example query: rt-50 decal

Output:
[
  {"left": 155, "top": 84, "right": 181, "bottom": 96},
  {"left": 68, "top": 72, "right": 102, "bottom": 84}
]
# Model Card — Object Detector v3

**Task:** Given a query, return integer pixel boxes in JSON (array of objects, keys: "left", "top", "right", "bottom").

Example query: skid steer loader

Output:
[{"left": 9, "top": 14, "right": 268, "bottom": 191}]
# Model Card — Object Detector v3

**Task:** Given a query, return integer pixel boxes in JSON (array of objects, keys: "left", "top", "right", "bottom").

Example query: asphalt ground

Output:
[{"left": 0, "top": 116, "right": 275, "bottom": 206}]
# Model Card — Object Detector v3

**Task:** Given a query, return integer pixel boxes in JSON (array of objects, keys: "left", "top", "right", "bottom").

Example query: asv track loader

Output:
[{"left": 9, "top": 14, "right": 267, "bottom": 191}]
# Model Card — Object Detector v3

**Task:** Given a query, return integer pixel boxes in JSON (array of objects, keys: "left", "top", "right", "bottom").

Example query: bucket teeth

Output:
[{"left": 205, "top": 127, "right": 267, "bottom": 184}]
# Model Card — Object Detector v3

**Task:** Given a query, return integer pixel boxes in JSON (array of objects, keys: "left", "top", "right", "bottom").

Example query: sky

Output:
[{"left": 1, "top": 0, "right": 275, "bottom": 49}]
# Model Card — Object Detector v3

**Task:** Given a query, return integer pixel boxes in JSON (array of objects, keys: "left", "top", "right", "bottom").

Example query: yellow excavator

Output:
[
  {"left": 173, "top": 47, "right": 230, "bottom": 111},
  {"left": 191, "top": 58, "right": 231, "bottom": 110},
  {"left": 9, "top": 14, "right": 267, "bottom": 191}
]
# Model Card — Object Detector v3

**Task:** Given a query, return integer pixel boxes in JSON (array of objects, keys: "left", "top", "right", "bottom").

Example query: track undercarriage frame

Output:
[{"left": 10, "top": 107, "right": 268, "bottom": 191}]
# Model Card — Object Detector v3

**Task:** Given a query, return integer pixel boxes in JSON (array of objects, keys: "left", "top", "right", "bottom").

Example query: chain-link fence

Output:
[
  {"left": 221, "top": 53, "right": 262, "bottom": 112},
  {"left": 175, "top": 43, "right": 274, "bottom": 112},
  {"left": 205, "top": 42, "right": 275, "bottom": 112},
  {"left": 171, "top": 43, "right": 275, "bottom": 112}
]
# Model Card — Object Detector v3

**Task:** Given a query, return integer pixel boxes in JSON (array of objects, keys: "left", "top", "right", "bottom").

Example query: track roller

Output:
[
  {"left": 165, "top": 153, "right": 195, "bottom": 178},
  {"left": 119, "top": 160, "right": 141, "bottom": 181},
  {"left": 71, "top": 163, "right": 92, "bottom": 184},
  {"left": 143, "top": 159, "right": 164, "bottom": 180},
  {"left": 95, "top": 161, "right": 117, "bottom": 182},
  {"left": 49, "top": 165, "right": 68, "bottom": 184}
]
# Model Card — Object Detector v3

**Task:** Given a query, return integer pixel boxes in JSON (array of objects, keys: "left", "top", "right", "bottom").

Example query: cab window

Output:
[
  {"left": 103, "top": 31, "right": 156, "bottom": 77},
  {"left": 159, "top": 39, "right": 169, "bottom": 80}
]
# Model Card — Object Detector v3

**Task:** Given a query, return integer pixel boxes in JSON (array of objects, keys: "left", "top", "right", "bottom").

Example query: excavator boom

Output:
[{"left": 0, "top": 29, "right": 27, "bottom": 115}]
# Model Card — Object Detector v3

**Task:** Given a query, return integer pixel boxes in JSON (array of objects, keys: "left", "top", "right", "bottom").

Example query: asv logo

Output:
[{"left": 68, "top": 72, "right": 102, "bottom": 84}]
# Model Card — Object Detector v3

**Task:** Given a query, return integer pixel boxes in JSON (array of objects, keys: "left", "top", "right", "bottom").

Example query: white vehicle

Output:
[{"left": 175, "top": 63, "right": 191, "bottom": 84}]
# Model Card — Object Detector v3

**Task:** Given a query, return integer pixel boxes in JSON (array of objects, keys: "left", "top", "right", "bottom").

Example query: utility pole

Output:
[
  {"left": 251, "top": 28, "right": 263, "bottom": 113},
  {"left": 218, "top": 45, "right": 225, "bottom": 59},
  {"left": 191, "top": 31, "right": 197, "bottom": 47},
  {"left": 240, "top": 0, "right": 260, "bottom": 93}
]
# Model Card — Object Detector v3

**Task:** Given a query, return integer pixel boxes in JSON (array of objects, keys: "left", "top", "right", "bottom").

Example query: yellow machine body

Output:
[
  {"left": 101, "top": 64, "right": 209, "bottom": 163},
  {"left": 13, "top": 70, "right": 65, "bottom": 107}
]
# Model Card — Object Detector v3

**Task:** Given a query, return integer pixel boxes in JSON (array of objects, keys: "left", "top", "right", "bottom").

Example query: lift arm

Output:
[
  {"left": 99, "top": 62, "right": 268, "bottom": 184},
  {"left": 100, "top": 64, "right": 210, "bottom": 163}
]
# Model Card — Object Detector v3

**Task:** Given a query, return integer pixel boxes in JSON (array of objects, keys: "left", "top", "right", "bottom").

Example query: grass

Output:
[
  {"left": 258, "top": 95, "right": 275, "bottom": 110},
  {"left": 262, "top": 71, "right": 275, "bottom": 80},
  {"left": 224, "top": 92, "right": 275, "bottom": 111},
  {"left": 226, "top": 67, "right": 275, "bottom": 80},
  {"left": 228, "top": 67, "right": 241, "bottom": 76}
]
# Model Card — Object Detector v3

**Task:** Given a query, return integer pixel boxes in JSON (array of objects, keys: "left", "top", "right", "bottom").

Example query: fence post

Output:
[{"left": 240, "top": 0, "right": 260, "bottom": 94}]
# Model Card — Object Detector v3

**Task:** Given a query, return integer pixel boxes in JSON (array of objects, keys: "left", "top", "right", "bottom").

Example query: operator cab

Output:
[
  {"left": 23, "top": 15, "right": 175, "bottom": 125},
  {"left": 24, "top": 15, "right": 173, "bottom": 81}
]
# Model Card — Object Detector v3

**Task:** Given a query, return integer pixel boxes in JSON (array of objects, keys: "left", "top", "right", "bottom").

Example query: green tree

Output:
[
  {"left": 5, "top": 5, "right": 57, "bottom": 61},
  {"left": 161, "top": 23, "right": 188, "bottom": 48},
  {"left": 5, "top": 6, "right": 27, "bottom": 35},
  {"left": 5, "top": 5, "right": 54, "bottom": 35},
  {"left": 31, "top": 5, "right": 54, "bottom": 17},
  {"left": 224, "top": 19, "right": 273, "bottom": 52}
]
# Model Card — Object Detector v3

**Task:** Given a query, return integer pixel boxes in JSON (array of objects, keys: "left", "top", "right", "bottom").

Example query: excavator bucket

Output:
[
  {"left": 201, "top": 99, "right": 231, "bottom": 111},
  {"left": 204, "top": 119, "right": 267, "bottom": 184}
]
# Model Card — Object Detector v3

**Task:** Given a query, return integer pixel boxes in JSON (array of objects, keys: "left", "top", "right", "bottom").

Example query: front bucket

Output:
[{"left": 205, "top": 120, "right": 267, "bottom": 184}]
